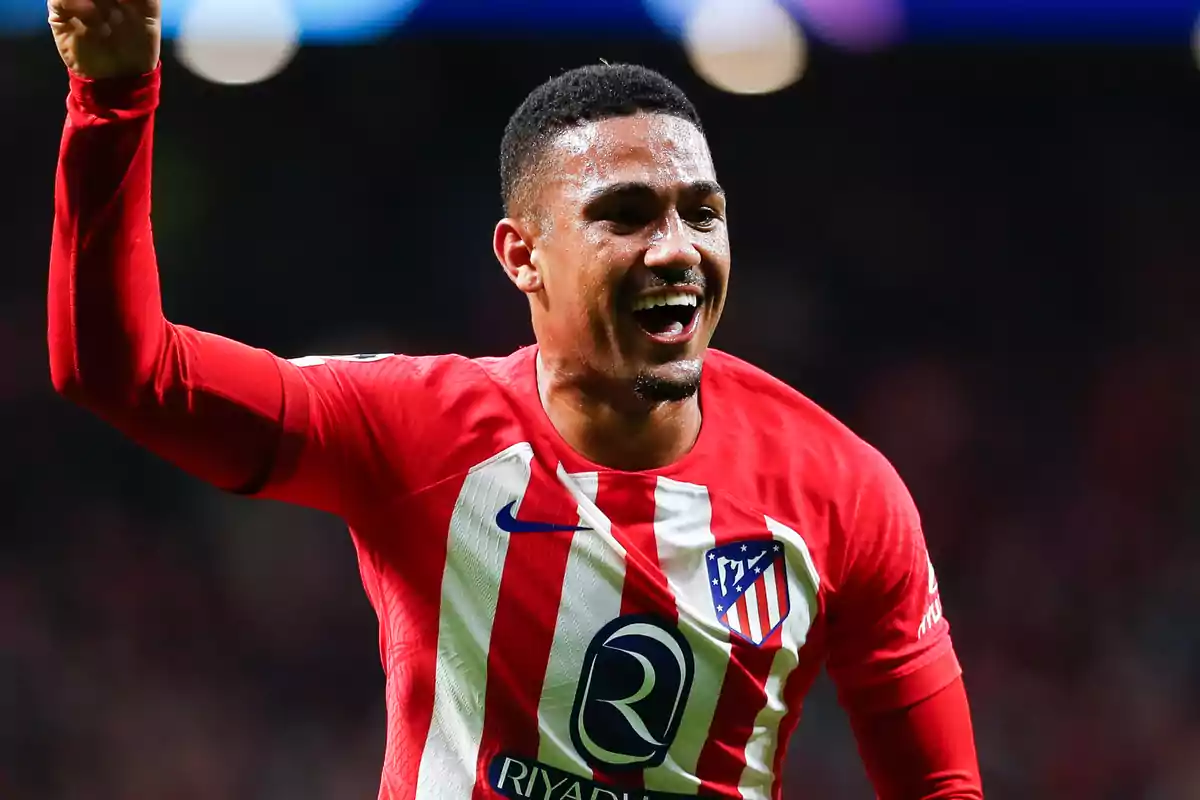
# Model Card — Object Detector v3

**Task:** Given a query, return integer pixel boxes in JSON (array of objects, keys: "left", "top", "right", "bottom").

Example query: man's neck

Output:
[{"left": 536, "top": 355, "right": 701, "bottom": 471}]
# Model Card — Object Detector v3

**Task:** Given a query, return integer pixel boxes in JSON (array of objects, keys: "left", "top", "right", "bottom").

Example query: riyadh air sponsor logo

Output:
[
  {"left": 489, "top": 754, "right": 697, "bottom": 800},
  {"left": 569, "top": 615, "right": 695, "bottom": 771}
]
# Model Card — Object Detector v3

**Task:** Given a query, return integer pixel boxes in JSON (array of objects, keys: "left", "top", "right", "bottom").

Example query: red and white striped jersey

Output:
[
  {"left": 49, "top": 70, "right": 975, "bottom": 800},
  {"left": 257, "top": 346, "right": 959, "bottom": 800}
]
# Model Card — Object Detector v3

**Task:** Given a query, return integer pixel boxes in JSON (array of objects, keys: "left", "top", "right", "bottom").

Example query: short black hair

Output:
[{"left": 500, "top": 63, "right": 704, "bottom": 216}]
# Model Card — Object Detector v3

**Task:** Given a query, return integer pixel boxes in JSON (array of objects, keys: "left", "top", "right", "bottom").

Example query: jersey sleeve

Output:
[
  {"left": 849, "top": 676, "right": 983, "bottom": 799},
  {"left": 253, "top": 353, "right": 448, "bottom": 515},
  {"left": 48, "top": 67, "right": 434, "bottom": 518},
  {"left": 824, "top": 446, "right": 961, "bottom": 715}
]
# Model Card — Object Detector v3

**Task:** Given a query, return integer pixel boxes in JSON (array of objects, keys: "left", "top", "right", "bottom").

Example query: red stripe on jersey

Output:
[
  {"left": 696, "top": 498, "right": 779, "bottom": 797},
  {"left": 471, "top": 467, "right": 579, "bottom": 800},
  {"left": 775, "top": 561, "right": 790, "bottom": 626},
  {"left": 755, "top": 573, "right": 772, "bottom": 640},
  {"left": 734, "top": 593, "right": 752, "bottom": 643},
  {"left": 592, "top": 474, "right": 677, "bottom": 790},
  {"left": 370, "top": 481, "right": 459, "bottom": 800},
  {"left": 601, "top": 474, "right": 674, "bottom": 619}
]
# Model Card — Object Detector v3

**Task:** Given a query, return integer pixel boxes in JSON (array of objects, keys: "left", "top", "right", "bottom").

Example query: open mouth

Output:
[{"left": 631, "top": 291, "right": 702, "bottom": 342}]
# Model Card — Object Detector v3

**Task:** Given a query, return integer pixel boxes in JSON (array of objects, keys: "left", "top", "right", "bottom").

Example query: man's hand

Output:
[{"left": 49, "top": 0, "right": 161, "bottom": 80}]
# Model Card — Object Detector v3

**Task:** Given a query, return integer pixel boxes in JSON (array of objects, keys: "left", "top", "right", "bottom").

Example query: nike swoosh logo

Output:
[{"left": 495, "top": 501, "right": 591, "bottom": 534}]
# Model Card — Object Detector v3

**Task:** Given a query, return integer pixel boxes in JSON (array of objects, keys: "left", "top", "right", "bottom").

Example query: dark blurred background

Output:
[{"left": 3, "top": 1, "right": 1199, "bottom": 797}]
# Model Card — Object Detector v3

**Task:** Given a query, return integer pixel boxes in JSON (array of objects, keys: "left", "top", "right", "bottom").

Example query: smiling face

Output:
[{"left": 499, "top": 112, "right": 730, "bottom": 406}]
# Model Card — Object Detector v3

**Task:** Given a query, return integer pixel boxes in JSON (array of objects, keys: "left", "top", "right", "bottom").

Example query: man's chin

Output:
[{"left": 633, "top": 358, "right": 703, "bottom": 404}]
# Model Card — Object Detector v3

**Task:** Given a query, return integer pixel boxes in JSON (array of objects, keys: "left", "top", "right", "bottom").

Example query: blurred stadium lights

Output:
[
  {"left": 789, "top": 0, "right": 905, "bottom": 52},
  {"left": 2, "top": 0, "right": 1199, "bottom": 41},
  {"left": 176, "top": 0, "right": 300, "bottom": 85},
  {"left": 683, "top": 0, "right": 807, "bottom": 95},
  {"left": 1194, "top": 12, "right": 1200, "bottom": 70},
  {"left": 653, "top": 0, "right": 904, "bottom": 57},
  {"left": 165, "top": 0, "right": 421, "bottom": 44},
  {"left": 642, "top": 0, "right": 694, "bottom": 37}
]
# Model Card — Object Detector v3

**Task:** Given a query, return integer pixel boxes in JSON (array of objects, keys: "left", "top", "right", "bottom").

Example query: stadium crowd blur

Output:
[{"left": 2, "top": 29, "right": 1198, "bottom": 800}]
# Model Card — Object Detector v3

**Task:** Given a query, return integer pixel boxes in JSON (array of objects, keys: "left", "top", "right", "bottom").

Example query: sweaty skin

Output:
[{"left": 496, "top": 113, "right": 731, "bottom": 470}]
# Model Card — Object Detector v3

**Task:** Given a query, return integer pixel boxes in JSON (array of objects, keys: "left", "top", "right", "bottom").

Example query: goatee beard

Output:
[{"left": 633, "top": 368, "right": 702, "bottom": 404}]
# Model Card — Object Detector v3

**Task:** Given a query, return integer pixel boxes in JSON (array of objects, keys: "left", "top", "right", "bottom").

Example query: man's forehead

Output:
[{"left": 547, "top": 113, "right": 716, "bottom": 190}]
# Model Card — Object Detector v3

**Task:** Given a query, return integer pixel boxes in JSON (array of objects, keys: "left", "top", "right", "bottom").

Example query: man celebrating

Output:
[{"left": 47, "top": 1, "right": 983, "bottom": 797}]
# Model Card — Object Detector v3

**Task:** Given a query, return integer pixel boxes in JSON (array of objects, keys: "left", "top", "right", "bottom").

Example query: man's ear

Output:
[{"left": 494, "top": 217, "right": 543, "bottom": 294}]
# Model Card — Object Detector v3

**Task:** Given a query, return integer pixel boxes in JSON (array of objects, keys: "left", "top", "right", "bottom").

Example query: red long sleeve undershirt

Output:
[{"left": 47, "top": 66, "right": 982, "bottom": 799}]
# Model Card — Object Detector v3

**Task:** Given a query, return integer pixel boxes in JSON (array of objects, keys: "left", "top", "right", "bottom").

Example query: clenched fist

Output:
[{"left": 49, "top": 0, "right": 161, "bottom": 80}]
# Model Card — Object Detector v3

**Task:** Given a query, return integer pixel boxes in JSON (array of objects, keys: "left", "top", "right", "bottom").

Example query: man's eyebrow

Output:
[
  {"left": 687, "top": 180, "right": 726, "bottom": 198},
  {"left": 583, "top": 180, "right": 726, "bottom": 205}
]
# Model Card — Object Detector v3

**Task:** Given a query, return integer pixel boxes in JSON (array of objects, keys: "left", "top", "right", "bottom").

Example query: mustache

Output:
[{"left": 630, "top": 268, "right": 707, "bottom": 293}]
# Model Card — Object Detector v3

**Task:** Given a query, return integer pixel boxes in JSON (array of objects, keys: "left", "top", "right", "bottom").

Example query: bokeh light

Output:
[
  {"left": 285, "top": 0, "right": 422, "bottom": 42},
  {"left": 789, "top": 0, "right": 905, "bottom": 52},
  {"left": 642, "top": 0, "right": 697, "bottom": 37},
  {"left": 684, "top": 0, "right": 807, "bottom": 95},
  {"left": 160, "top": 0, "right": 421, "bottom": 43},
  {"left": 1193, "top": 12, "right": 1200, "bottom": 71},
  {"left": 176, "top": 0, "right": 300, "bottom": 86}
]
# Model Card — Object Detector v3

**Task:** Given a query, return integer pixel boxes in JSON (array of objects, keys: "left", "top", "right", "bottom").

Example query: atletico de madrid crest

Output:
[{"left": 706, "top": 539, "right": 790, "bottom": 647}]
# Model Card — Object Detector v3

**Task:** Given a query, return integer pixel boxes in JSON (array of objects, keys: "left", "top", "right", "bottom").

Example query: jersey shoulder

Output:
[
  {"left": 703, "top": 350, "right": 902, "bottom": 524},
  {"left": 706, "top": 349, "right": 882, "bottom": 467},
  {"left": 289, "top": 346, "right": 534, "bottom": 400},
  {"left": 287, "top": 347, "right": 537, "bottom": 492},
  {"left": 704, "top": 350, "right": 911, "bottom": 579}
]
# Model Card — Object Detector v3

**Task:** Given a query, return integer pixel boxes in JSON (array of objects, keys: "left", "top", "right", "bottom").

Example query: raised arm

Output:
[
  {"left": 49, "top": 60, "right": 292, "bottom": 491},
  {"left": 47, "top": 1, "right": 396, "bottom": 514}
]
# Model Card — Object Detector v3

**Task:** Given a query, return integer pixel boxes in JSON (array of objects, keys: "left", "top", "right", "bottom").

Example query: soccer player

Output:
[{"left": 47, "top": 1, "right": 983, "bottom": 798}]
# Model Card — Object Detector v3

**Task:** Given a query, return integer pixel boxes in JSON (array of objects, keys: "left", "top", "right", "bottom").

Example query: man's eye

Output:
[
  {"left": 606, "top": 207, "right": 654, "bottom": 229},
  {"left": 689, "top": 207, "right": 720, "bottom": 227}
]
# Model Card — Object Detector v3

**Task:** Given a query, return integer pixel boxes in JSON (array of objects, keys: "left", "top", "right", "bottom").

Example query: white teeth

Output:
[{"left": 631, "top": 292, "right": 700, "bottom": 312}]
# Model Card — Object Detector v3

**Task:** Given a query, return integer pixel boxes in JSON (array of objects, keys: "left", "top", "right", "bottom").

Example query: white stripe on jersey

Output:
[
  {"left": 766, "top": 515, "right": 822, "bottom": 600},
  {"left": 736, "top": 515, "right": 822, "bottom": 797},
  {"left": 413, "top": 443, "right": 535, "bottom": 800},
  {"left": 744, "top": 582, "right": 764, "bottom": 643},
  {"left": 727, "top": 603, "right": 742, "bottom": 635},
  {"left": 764, "top": 562, "right": 782, "bottom": 630},
  {"left": 642, "top": 476, "right": 730, "bottom": 795},
  {"left": 534, "top": 469, "right": 614, "bottom": 774}
]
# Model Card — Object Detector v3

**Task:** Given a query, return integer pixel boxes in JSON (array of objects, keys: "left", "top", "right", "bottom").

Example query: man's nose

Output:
[{"left": 644, "top": 214, "right": 702, "bottom": 272}]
